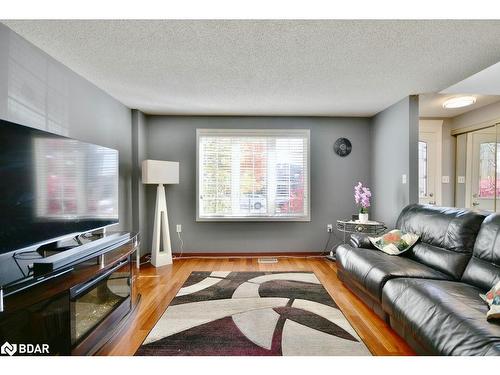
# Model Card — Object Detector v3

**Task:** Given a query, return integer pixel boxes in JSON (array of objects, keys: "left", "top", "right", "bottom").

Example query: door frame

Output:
[
  {"left": 465, "top": 132, "right": 473, "bottom": 208},
  {"left": 464, "top": 126, "right": 498, "bottom": 211},
  {"left": 419, "top": 120, "right": 443, "bottom": 206}
]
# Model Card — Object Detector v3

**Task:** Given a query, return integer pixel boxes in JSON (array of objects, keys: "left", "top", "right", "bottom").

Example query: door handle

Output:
[{"left": 472, "top": 202, "right": 480, "bottom": 207}]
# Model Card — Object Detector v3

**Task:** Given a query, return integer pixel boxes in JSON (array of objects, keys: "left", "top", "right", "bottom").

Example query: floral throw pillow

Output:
[
  {"left": 481, "top": 281, "right": 500, "bottom": 321},
  {"left": 369, "top": 229, "right": 419, "bottom": 256}
]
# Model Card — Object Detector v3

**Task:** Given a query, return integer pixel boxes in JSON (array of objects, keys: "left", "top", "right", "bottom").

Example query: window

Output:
[
  {"left": 197, "top": 129, "right": 310, "bottom": 221},
  {"left": 418, "top": 141, "right": 428, "bottom": 198},
  {"left": 478, "top": 142, "right": 500, "bottom": 198}
]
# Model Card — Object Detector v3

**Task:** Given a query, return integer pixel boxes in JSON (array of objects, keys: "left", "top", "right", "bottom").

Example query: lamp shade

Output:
[{"left": 142, "top": 160, "right": 179, "bottom": 184}]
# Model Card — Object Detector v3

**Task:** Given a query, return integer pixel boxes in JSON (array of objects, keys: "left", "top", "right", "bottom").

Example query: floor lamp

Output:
[{"left": 142, "top": 160, "right": 179, "bottom": 267}]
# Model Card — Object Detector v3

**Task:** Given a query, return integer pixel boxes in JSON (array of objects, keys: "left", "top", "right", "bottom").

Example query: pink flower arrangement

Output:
[{"left": 354, "top": 182, "right": 371, "bottom": 214}]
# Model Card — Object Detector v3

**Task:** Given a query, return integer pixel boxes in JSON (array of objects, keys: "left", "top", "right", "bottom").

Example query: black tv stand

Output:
[{"left": 0, "top": 232, "right": 139, "bottom": 355}]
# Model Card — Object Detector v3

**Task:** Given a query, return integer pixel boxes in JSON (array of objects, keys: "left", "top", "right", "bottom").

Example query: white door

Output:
[
  {"left": 466, "top": 127, "right": 498, "bottom": 211},
  {"left": 419, "top": 121, "right": 442, "bottom": 205}
]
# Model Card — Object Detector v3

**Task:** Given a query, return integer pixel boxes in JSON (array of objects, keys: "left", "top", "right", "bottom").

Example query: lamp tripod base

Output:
[{"left": 151, "top": 184, "right": 173, "bottom": 267}]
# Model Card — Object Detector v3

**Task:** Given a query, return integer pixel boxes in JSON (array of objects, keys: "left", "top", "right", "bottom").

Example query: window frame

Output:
[
  {"left": 196, "top": 128, "right": 311, "bottom": 222},
  {"left": 418, "top": 140, "right": 428, "bottom": 198}
]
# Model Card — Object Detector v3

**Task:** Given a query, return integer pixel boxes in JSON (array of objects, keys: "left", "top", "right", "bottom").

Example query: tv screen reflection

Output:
[{"left": 34, "top": 137, "right": 118, "bottom": 220}]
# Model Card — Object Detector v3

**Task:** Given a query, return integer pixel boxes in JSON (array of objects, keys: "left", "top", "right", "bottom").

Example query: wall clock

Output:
[{"left": 334, "top": 138, "right": 352, "bottom": 157}]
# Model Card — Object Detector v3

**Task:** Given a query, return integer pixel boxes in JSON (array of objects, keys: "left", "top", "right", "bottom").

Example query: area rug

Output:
[{"left": 135, "top": 271, "right": 371, "bottom": 356}]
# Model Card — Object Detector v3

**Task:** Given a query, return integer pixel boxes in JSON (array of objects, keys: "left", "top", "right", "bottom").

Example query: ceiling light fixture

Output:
[{"left": 442, "top": 96, "right": 477, "bottom": 109}]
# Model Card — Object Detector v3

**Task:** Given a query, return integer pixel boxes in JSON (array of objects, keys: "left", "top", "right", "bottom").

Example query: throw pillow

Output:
[
  {"left": 369, "top": 229, "right": 419, "bottom": 256},
  {"left": 482, "top": 281, "right": 500, "bottom": 321}
]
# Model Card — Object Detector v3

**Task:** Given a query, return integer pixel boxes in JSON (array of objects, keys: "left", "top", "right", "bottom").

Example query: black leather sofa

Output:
[{"left": 336, "top": 204, "right": 500, "bottom": 355}]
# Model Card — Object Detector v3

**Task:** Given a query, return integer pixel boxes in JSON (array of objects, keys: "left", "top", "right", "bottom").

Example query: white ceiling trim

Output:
[{"left": 442, "top": 61, "right": 500, "bottom": 96}]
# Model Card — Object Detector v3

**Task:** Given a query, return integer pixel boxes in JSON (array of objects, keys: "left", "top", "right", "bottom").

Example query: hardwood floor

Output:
[{"left": 97, "top": 256, "right": 415, "bottom": 356}]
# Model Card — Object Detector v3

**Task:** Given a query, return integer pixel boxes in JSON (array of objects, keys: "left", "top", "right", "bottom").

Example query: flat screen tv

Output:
[{"left": 0, "top": 119, "right": 119, "bottom": 256}]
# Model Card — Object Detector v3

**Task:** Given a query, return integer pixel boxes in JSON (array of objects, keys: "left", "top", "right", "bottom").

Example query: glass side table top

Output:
[{"left": 336, "top": 219, "right": 386, "bottom": 234}]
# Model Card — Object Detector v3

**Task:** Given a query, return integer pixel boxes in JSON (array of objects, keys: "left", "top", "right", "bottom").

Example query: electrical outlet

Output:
[
  {"left": 402, "top": 174, "right": 407, "bottom": 184},
  {"left": 176, "top": 224, "right": 182, "bottom": 233},
  {"left": 442, "top": 176, "right": 450, "bottom": 184},
  {"left": 458, "top": 176, "right": 466, "bottom": 184},
  {"left": 327, "top": 224, "right": 333, "bottom": 233}
]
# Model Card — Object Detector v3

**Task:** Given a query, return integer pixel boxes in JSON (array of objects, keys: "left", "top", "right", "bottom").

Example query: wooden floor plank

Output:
[{"left": 97, "top": 257, "right": 414, "bottom": 356}]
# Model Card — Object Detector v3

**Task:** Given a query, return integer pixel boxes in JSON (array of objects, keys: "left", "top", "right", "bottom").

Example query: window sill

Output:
[{"left": 196, "top": 216, "right": 311, "bottom": 222}]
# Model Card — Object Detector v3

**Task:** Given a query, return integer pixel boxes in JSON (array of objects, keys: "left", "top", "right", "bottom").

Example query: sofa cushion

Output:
[
  {"left": 396, "top": 204, "right": 486, "bottom": 279},
  {"left": 336, "top": 244, "right": 451, "bottom": 302},
  {"left": 462, "top": 213, "right": 500, "bottom": 291},
  {"left": 369, "top": 229, "right": 419, "bottom": 255},
  {"left": 484, "top": 281, "right": 500, "bottom": 321},
  {"left": 382, "top": 278, "right": 500, "bottom": 355},
  {"left": 349, "top": 233, "right": 376, "bottom": 249}
]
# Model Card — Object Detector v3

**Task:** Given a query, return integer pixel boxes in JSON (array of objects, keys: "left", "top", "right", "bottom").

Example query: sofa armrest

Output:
[{"left": 349, "top": 233, "right": 376, "bottom": 249}]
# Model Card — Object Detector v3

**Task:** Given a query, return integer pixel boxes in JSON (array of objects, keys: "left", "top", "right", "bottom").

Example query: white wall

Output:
[
  {"left": 451, "top": 101, "right": 500, "bottom": 207},
  {"left": 419, "top": 118, "right": 456, "bottom": 207},
  {"left": 440, "top": 119, "right": 455, "bottom": 206},
  {"left": 451, "top": 101, "right": 500, "bottom": 130},
  {"left": 423, "top": 101, "right": 500, "bottom": 209}
]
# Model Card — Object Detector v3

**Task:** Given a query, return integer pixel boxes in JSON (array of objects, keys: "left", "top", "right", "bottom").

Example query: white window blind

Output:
[{"left": 197, "top": 129, "right": 310, "bottom": 221}]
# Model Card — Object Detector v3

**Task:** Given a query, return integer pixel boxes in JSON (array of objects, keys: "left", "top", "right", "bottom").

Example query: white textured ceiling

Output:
[
  {"left": 419, "top": 93, "right": 500, "bottom": 118},
  {"left": 4, "top": 20, "right": 500, "bottom": 116}
]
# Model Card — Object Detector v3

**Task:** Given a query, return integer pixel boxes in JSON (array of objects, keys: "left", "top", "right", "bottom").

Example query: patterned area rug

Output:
[{"left": 136, "top": 271, "right": 371, "bottom": 356}]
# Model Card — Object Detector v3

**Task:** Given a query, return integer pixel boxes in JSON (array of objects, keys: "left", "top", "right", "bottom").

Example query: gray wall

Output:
[
  {"left": 145, "top": 116, "right": 372, "bottom": 253},
  {"left": 370, "top": 96, "right": 419, "bottom": 227},
  {"left": 0, "top": 22, "right": 421, "bottom": 253},
  {"left": 131, "top": 110, "right": 148, "bottom": 254},
  {"left": 0, "top": 24, "right": 133, "bottom": 231}
]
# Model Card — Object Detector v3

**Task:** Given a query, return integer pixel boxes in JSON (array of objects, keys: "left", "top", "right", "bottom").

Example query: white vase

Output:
[{"left": 359, "top": 213, "right": 369, "bottom": 223}]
